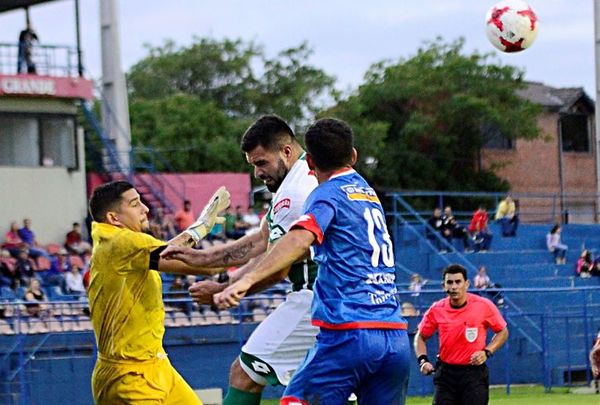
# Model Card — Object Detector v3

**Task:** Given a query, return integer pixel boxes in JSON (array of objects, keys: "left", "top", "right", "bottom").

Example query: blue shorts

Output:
[{"left": 281, "top": 328, "right": 410, "bottom": 405}]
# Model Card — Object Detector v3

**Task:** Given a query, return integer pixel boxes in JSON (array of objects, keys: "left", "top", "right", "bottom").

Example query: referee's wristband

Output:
[
  {"left": 417, "top": 354, "right": 431, "bottom": 367},
  {"left": 484, "top": 349, "right": 493, "bottom": 359}
]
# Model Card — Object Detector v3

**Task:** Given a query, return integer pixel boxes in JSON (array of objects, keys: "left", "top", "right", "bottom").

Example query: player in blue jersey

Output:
[{"left": 215, "top": 118, "right": 410, "bottom": 405}]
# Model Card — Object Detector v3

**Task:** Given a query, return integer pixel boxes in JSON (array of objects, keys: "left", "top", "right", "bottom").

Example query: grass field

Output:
[{"left": 260, "top": 385, "right": 599, "bottom": 404}]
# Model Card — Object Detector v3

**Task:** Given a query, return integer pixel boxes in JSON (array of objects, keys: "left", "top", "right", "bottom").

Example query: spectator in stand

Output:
[
  {"left": 2, "top": 221, "right": 26, "bottom": 257},
  {"left": 234, "top": 205, "right": 251, "bottom": 235},
  {"left": 14, "top": 247, "right": 36, "bottom": 282},
  {"left": 46, "top": 248, "right": 70, "bottom": 288},
  {"left": 242, "top": 207, "right": 261, "bottom": 233},
  {"left": 409, "top": 273, "right": 426, "bottom": 296},
  {"left": 168, "top": 275, "right": 194, "bottom": 315},
  {"left": 65, "top": 265, "right": 85, "bottom": 295},
  {"left": 17, "top": 20, "right": 38, "bottom": 74},
  {"left": 575, "top": 249, "right": 594, "bottom": 278},
  {"left": 223, "top": 206, "right": 246, "bottom": 240},
  {"left": 473, "top": 265, "right": 505, "bottom": 307},
  {"left": 442, "top": 206, "right": 474, "bottom": 253},
  {"left": 495, "top": 194, "right": 519, "bottom": 237},
  {"left": 65, "top": 222, "right": 92, "bottom": 255},
  {"left": 0, "top": 249, "right": 22, "bottom": 289},
  {"left": 546, "top": 224, "right": 568, "bottom": 265},
  {"left": 17, "top": 218, "right": 50, "bottom": 260},
  {"left": 427, "top": 208, "right": 446, "bottom": 251},
  {"left": 469, "top": 205, "right": 493, "bottom": 252},
  {"left": 149, "top": 208, "right": 177, "bottom": 241},
  {"left": 24, "top": 278, "right": 49, "bottom": 317},
  {"left": 174, "top": 200, "right": 195, "bottom": 232}
]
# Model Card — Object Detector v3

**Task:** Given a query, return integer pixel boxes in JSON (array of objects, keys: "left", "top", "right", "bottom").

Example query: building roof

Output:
[
  {"left": 0, "top": 0, "right": 56, "bottom": 13},
  {"left": 517, "top": 81, "right": 594, "bottom": 113}
]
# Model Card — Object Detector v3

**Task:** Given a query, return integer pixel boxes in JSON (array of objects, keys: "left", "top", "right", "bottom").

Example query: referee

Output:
[{"left": 414, "top": 264, "right": 509, "bottom": 405}]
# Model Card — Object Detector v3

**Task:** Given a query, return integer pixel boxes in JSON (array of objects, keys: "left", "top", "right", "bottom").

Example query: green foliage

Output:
[
  {"left": 125, "top": 37, "right": 336, "bottom": 173},
  {"left": 327, "top": 38, "right": 541, "bottom": 192}
]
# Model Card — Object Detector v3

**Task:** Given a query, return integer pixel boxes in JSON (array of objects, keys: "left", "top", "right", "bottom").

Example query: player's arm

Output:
[
  {"left": 414, "top": 331, "right": 435, "bottom": 375},
  {"left": 161, "top": 218, "right": 269, "bottom": 268},
  {"left": 469, "top": 327, "right": 509, "bottom": 366},
  {"left": 214, "top": 228, "right": 314, "bottom": 308}
]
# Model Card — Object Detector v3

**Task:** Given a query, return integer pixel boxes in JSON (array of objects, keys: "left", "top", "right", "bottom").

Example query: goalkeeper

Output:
[{"left": 87, "top": 180, "right": 229, "bottom": 404}]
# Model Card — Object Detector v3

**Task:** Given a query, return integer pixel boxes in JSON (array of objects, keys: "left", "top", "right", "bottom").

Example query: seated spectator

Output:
[
  {"left": 17, "top": 218, "right": 50, "bottom": 260},
  {"left": 224, "top": 207, "right": 246, "bottom": 240},
  {"left": 426, "top": 208, "right": 446, "bottom": 251},
  {"left": 474, "top": 265, "right": 504, "bottom": 307},
  {"left": 64, "top": 222, "right": 92, "bottom": 255},
  {"left": 575, "top": 249, "right": 594, "bottom": 278},
  {"left": 495, "top": 194, "right": 519, "bottom": 237},
  {"left": 2, "top": 221, "right": 26, "bottom": 257},
  {"left": 24, "top": 278, "right": 49, "bottom": 317},
  {"left": 234, "top": 205, "right": 252, "bottom": 235},
  {"left": 546, "top": 224, "right": 568, "bottom": 265},
  {"left": 174, "top": 200, "right": 195, "bottom": 232},
  {"left": 0, "top": 249, "right": 22, "bottom": 289},
  {"left": 408, "top": 273, "right": 426, "bottom": 296},
  {"left": 401, "top": 302, "right": 419, "bottom": 317},
  {"left": 43, "top": 248, "right": 70, "bottom": 288},
  {"left": 242, "top": 207, "right": 261, "bottom": 233},
  {"left": 149, "top": 208, "right": 177, "bottom": 241},
  {"left": 65, "top": 265, "right": 85, "bottom": 295},
  {"left": 474, "top": 265, "right": 492, "bottom": 289},
  {"left": 14, "top": 247, "right": 36, "bottom": 281},
  {"left": 468, "top": 205, "right": 493, "bottom": 252},
  {"left": 442, "top": 206, "right": 474, "bottom": 253},
  {"left": 168, "top": 275, "right": 193, "bottom": 315}
]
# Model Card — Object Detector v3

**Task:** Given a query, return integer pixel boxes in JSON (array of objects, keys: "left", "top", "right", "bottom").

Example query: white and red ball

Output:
[{"left": 485, "top": 0, "right": 539, "bottom": 53}]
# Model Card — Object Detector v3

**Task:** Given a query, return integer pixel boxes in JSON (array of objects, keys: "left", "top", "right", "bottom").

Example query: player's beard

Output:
[{"left": 263, "top": 158, "right": 289, "bottom": 193}]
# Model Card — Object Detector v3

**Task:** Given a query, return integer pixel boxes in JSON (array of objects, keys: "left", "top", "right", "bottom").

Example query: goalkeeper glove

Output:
[{"left": 185, "top": 186, "right": 231, "bottom": 244}]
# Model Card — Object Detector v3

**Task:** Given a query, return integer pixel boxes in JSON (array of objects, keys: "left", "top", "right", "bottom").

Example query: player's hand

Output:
[
  {"left": 470, "top": 350, "right": 487, "bottom": 366},
  {"left": 160, "top": 245, "right": 203, "bottom": 265},
  {"left": 213, "top": 277, "right": 253, "bottom": 309},
  {"left": 189, "top": 280, "right": 225, "bottom": 305},
  {"left": 420, "top": 362, "right": 435, "bottom": 375},
  {"left": 591, "top": 344, "right": 600, "bottom": 378},
  {"left": 186, "top": 187, "right": 231, "bottom": 243}
]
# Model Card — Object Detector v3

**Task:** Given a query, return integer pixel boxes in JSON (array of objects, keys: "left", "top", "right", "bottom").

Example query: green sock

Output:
[{"left": 222, "top": 386, "right": 262, "bottom": 405}]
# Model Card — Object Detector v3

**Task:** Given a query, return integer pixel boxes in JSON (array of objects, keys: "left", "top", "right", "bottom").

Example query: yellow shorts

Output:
[{"left": 92, "top": 354, "right": 202, "bottom": 404}]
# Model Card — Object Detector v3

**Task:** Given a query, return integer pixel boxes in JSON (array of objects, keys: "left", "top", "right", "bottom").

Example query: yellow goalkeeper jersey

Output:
[{"left": 88, "top": 222, "right": 166, "bottom": 361}]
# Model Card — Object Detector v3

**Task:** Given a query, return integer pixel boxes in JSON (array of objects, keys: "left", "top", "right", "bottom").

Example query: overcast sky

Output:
[{"left": 0, "top": 0, "right": 595, "bottom": 100}]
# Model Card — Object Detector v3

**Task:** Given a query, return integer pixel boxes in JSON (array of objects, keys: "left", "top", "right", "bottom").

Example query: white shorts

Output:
[{"left": 239, "top": 289, "right": 318, "bottom": 386}]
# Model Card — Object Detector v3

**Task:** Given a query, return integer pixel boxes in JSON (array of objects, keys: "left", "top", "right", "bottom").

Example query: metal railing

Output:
[
  {"left": 386, "top": 190, "right": 600, "bottom": 224},
  {"left": 0, "top": 43, "right": 80, "bottom": 77}
]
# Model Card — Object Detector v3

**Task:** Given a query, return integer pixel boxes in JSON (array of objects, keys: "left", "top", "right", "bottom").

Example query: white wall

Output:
[{"left": 0, "top": 128, "right": 87, "bottom": 245}]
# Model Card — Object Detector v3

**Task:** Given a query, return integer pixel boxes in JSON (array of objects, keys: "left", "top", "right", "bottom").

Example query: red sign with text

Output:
[{"left": 0, "top": 74, "right": 93, "bottom": 100}]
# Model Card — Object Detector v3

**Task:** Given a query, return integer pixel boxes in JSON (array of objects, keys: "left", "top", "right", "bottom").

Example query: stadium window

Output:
[
  {"left": 482, "top": 123, "right": 514, "bottom": 150},
  {"left": 560, "top": 113, "right": 590, "bottom": 153},
  {"left": 0, "top": 113, "right": 77, "bottom": 169}
]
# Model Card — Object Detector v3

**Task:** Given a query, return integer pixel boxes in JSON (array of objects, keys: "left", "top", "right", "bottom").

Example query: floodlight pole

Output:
[
  {"left": 100, "top": 0, "right": 132, "bottom": 173},
  {"left": 595, "top": 0, "right": 600, "bottom": 222}
]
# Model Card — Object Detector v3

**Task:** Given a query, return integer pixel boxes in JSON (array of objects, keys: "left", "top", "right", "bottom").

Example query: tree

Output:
[
  {"left": 126, "top": 38, "right": 336, "bottom": 172},
  {"left": 326, "top": 38, "right": 541, "bottom": 192}
]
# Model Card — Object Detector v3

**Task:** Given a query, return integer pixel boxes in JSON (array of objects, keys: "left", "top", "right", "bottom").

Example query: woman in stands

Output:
[
  {"left": 546, "top": 224, "right": 568, "bottom": 265},
  {"left": 24, "top": 278, "right": 49, "bottom": 317}
]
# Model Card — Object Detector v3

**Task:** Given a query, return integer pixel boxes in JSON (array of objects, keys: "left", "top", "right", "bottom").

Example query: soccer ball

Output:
[{"left": 485, "top": 0, "right": 539, "bottom": 53}]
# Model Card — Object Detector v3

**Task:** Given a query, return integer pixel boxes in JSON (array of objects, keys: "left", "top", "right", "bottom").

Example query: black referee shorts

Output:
[{"left": 432, "top": 361, "right": 489, "bottom": 405}]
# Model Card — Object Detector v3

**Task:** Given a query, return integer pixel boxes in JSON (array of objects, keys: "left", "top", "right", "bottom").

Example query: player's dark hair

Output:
[
  {"left": 304, "top": 118, "right": 354, "bottom": 172},
  {"left": 442, "top": 264, "right": 468, "bottom": 281},
  {"left": 89, "top": 181, "right": 134, "bottom": 223},
  {"left": 241, "top": 115, "right": 297, "bottom": 153}
]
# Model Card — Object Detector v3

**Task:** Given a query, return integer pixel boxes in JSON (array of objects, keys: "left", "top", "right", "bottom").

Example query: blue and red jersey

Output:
[{"left": 292, "top": 168, "right": 406, "bottom": 330}]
